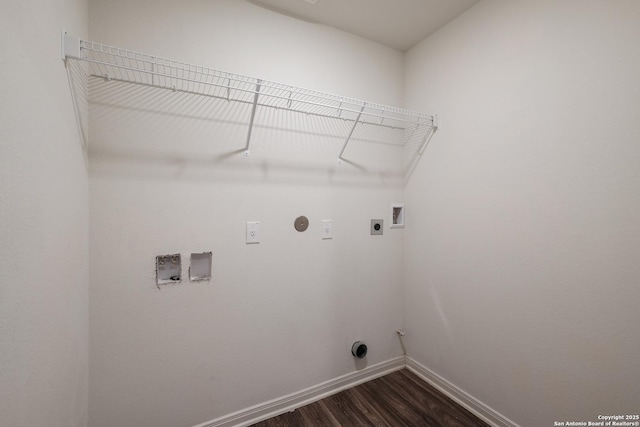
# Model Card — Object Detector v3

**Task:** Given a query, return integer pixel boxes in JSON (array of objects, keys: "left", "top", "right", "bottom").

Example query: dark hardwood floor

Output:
[{"left": 250, "top": 369, "right": 490, "bottom": 426}]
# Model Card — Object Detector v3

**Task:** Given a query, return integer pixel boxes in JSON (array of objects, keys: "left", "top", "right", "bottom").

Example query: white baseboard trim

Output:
[
  {"left": 405, "top": 357, "right": 520, "bottom": 427},
  {"left": 193, "top": 356, "right": 406, "bottom": 427}
]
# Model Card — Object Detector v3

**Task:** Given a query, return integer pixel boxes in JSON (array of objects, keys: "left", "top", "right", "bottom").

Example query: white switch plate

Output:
[
  {"left": 321, "top": 219, "right": 333, "bottom": 239},
  {"left": 246, "top": 221, "right": 260, "bottom": 244}
]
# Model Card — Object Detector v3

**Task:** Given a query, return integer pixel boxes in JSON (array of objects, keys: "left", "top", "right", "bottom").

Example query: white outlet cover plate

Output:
[
  {"left": 246, "top": 221, "right": 260, "bottom": 244},
  {"left": 371, "top": 219, "right": 384, "bottom": 235},
  {"left": 322, "top": 219, "right": 333, "bottom": 239}
]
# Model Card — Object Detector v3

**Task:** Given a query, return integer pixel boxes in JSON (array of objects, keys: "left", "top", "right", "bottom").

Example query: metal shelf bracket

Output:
[
  {"left": 244, "top": 80, "right": 261, "bottom": 158},
  {"left": 61, "top": 31, "right": 81, "bottom": 61},
  {"left": 337, "top": 104, "right": 366, "bottom": 164}
]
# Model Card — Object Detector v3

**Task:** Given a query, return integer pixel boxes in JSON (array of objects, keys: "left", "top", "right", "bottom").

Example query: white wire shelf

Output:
[{"left": 62, "top": 33, "right": 437, "bottom": 163}]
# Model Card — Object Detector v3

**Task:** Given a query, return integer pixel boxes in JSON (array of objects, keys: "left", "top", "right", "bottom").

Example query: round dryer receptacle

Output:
[{"left": 351, "top": 341, "right": 368, "bottom": 359}]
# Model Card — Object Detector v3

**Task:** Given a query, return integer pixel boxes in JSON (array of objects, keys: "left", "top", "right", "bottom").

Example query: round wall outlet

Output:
[{"left": 370, "top": 219, "right": 383, "bottom": 235}]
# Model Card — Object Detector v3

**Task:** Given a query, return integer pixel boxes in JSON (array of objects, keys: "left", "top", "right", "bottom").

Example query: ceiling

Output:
[{"left": 248, "top": 0, "right": 480, "bottom": 51}]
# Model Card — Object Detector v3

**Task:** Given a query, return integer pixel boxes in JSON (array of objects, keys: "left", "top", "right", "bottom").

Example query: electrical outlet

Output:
[
  {"left": 246, "top": 221, "right": 260, "bottom": 244},
  {"left": 322, "top": 219, "right": 333, "bottom": 239},
  {"left": 370, "top": 219, "right": 383, "bottom": 235}
]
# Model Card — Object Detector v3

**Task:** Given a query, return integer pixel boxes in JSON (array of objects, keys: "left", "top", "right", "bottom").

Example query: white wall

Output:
[
  {"left": 88, "top": 1, "right": 406, "bottom": 426},
  {"left": 403, "top": 1, "right": 640, "bottom": 425},
  {"left": 0, "top": 0, "right": 89, "bottom": 426}
]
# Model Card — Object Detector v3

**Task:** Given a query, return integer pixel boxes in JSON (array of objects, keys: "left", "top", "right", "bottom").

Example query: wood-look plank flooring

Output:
[{"left": 250, "top": 369, "right": 490, "bottom": 427}]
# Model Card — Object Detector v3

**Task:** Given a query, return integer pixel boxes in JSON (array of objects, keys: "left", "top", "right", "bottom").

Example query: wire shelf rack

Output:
[{"left": 62, "top": 33, "right": 437, "bottom": 164}]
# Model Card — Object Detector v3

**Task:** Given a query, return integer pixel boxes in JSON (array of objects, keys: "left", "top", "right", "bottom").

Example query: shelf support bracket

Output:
[
  {"left": 337, "top": 104, "right": 366, "bottom": 164},
  {"left": 244, "top": 80, "right": 261, "bottom": 157},
  {"left": 61, "top": 31, "right": 81, "bottom": 61}
]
